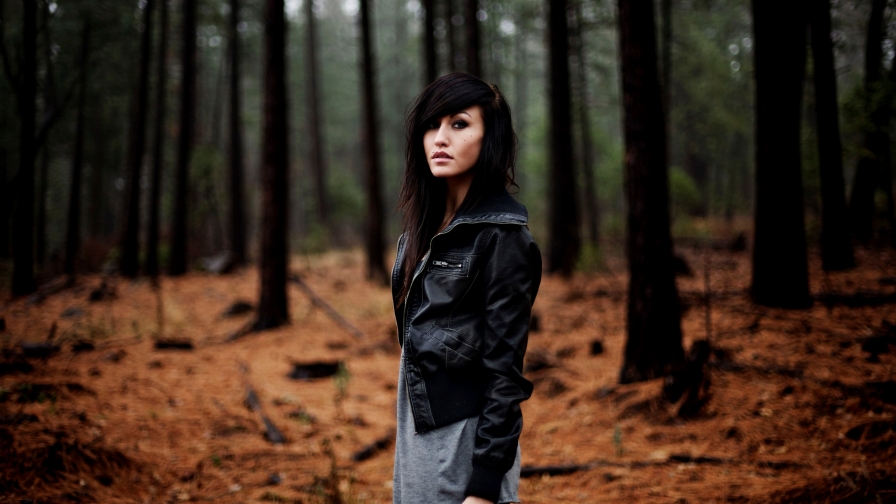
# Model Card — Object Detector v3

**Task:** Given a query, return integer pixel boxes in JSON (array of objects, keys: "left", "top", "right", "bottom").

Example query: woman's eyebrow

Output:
[{"left": 450, "top": 111, "right": 472, "bottom": 118}]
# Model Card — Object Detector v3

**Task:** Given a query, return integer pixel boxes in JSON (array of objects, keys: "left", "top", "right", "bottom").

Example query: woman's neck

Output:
[{"left": 439, "top": 172, "right": 475, "bottom": 233}]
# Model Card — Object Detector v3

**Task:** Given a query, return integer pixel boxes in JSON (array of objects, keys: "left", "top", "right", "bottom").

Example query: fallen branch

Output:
[
  {"left": 238, "top": 361, "right": 286, "bottom": 444},
  {"left": 288, "top": 273, "right": 365, "bottom": 339},
  {"left": 708, "top": 361, "right": 804, "bottom": 378}
]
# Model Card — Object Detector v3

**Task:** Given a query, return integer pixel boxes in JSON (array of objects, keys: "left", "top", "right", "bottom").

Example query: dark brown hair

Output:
[{"left": 395, "top": 72, "right": 518, "bottom": 307}]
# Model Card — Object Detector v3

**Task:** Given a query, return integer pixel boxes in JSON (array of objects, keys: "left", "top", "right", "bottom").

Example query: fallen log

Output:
[
  {"left": 519, "top": 455, "right": 806, "bottom": 479},
  {"left": 352, "top": 432, "right": 395, "bottom": 462},
  {"left": 816, "top": 291, "right": 896, "bottom": 307},
  {"left": 520, "top": 464, "right": 592, "bottom": 478},
  {"left": 153, "top": 338, "right": 194, "bottom": 350},
  {"left": 288, "top": 273, "right": 365, "bottom": 339}
]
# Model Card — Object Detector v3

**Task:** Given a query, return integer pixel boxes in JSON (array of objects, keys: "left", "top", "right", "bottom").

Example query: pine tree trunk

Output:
[
  {"left": 120, "top": 0, "right": 154, "bottom": 277},
  {"left": 228, "top": 0, "right": 246, "bottom": 266},
  {"left": 169, "top": 0, "right": 196, "bottom": 276},
  {"left": 147, "top": 0, "right": 169, "bottom": 278},
  {"left": 11, "top": 0, "right": 38, "bottom": 296},
  {"left": 255, "top": 0, "right": 290, "bottom": 330},
  {"left": 305, "top": 0, "right": 328, "bottom": 227},
  {"left": 35, "top": 148, "right": 48, "bottom": 268},
  {"left": 849, "top": 0, "right": 887, "bottom": 244},
  {"left": 572, "top": 0, "right": 599, "bottom": 247},
  {"left": 423, "top": 0, "right": 437, "bottom": 84},
  {"left": 464, "top": 0, "right": 481, "bottom": 77},
  {"left": 547, "top": 0, "right": 580, "bottom": 275},
  {"left": 661, "top": 0, "right": 671, "bottom": 120},
  {"left": 750, "top": 0, "right": 811, "bottom": 308},
  {"left": 810, "top": 0, "right": 854, "bottom": 271},
  {"left": 0, "top": 137, "right": 7, "bottom": 258},
  {"left": 64, "top": 20, "right": 90, "bottom": 279},
  {"left": 617, "top": 0, "right": 683, "bottom": 383},
  {"left": 359, "top": 0, "right": 387, "bottom": 284},
  {"left": 447, "top": 0, "right": 457, "bottom": 72}
]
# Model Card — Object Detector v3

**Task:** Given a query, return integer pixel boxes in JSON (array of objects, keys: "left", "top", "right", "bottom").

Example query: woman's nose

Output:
[{"left": 434, "top": 124, "right": 449, "bottom": 147}]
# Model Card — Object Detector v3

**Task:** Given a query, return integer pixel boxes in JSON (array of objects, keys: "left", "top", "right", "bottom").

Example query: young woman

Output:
[{"left": 391, "top": 73, "right": 542, "bottom": 504}]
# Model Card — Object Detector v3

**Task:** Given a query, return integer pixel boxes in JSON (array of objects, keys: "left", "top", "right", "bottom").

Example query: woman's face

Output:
[{"left": 423, "top": 105, "right": 484, "bottom": 181}]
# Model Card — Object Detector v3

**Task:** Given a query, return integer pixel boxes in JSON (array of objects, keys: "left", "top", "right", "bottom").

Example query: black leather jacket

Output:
[{"left": 391, "top": 189, "right": 542, "bottom": 502}]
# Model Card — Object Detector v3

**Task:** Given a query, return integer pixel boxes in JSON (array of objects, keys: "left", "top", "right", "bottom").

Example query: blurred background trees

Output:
[{"left": 2, "top": 0, "right": 896, "bottom": 364}]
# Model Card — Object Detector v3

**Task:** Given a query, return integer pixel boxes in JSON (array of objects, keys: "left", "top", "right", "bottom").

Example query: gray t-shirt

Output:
[{"left": 393, "top": 350, "right": 521, "bottom": 503}]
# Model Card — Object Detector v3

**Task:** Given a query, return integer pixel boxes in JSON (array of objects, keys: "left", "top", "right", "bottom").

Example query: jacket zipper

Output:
[
  {"left": 399, "top": 218, "right": 518, "bottom": 433},
  {"left": 432, "top": 260, "right": 463, "bottom": 268}
]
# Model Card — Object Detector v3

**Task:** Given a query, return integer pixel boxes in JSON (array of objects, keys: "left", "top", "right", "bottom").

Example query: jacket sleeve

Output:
[{"left": 464, "top": 225, "right": 542, "bottom": 502}]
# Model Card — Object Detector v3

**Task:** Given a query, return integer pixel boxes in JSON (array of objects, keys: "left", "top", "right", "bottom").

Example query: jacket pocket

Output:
[
  {"left": 427, "top": 253, "right": 472, "bottom": 278},
  {"left": 409, "top": 324, "right": 479, "bottom": 373}
]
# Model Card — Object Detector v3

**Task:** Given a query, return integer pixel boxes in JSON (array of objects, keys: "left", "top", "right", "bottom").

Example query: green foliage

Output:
[
  {"left": 669, "top": 166, "right": 703, "bottom": 217},
  {"left": 576, "top": 242, "right": 605, "bottom": 272}
]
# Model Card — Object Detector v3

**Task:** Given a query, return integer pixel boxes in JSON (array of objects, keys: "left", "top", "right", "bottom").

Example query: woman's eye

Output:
[
  {"left": 452, "top": 120, "right": 468, "bottom": 129},
  {"left": 425, "top": 121, "right": 439, "bottom": 130}
]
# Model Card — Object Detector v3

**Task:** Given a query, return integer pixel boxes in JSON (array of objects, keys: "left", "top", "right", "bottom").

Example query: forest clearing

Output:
[{"left": 1, "top": 242, "right": 895, "bottom": 503}]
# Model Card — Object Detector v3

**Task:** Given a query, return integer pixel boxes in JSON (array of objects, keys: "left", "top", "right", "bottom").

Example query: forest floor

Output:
[{"left": 1, "top": 244, "right": 896, "bottom": 503}]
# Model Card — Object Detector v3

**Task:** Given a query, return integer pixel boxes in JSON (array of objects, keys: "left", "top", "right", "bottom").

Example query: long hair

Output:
[{"left": 395, "top": 72, "right": 518, "bottom": 307}]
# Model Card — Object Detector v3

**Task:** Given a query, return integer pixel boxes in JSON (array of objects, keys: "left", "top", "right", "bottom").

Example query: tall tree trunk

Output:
[
  {"left": 359, "top": 0, "right": 387, "bottom": 284},
  {"left": 573, "top": 0, "right": 599, "bottom": 247},
  {"left": 305, "top": 0, "right": 328, "bottom": 227},
  {"left": 661, "top": 0, "right": 671, "bottom": 120},
  {"left": 255, "top": 0, "right": 290, "bottom": 330},
  {"left": 810, "top": 0, "right": 854, "bottom": 271},
  {"left": 120, "top": 0, "right": 154, "bottom": 277},
  {"left": 423, "top": 0, "right": 437, "bottom": 84},
  {"left": 35, "top": 148, "right": 48, "bottom": 268},
  {"left": 447, "top": 0, "right": 457, "bottom": 72},
  {"left": 11, "top": 0, "right": 37, "bottom": 296},
  {"left": 169, "top": 0, "right": 196, "bottom": 276},
  {"left": 88, "top": 119, "right": 105, "bottom": 239},
  {"left": 0, "top": 126, "right": 7, "bottom": 258},
  {"left": 750, "top": 0, "right": 811, "bottom": 308},
  {"left": 849, "top": 0, "right": 887, "bottom": 244},
  {"left": 464, "top": 0, "right": 481, "bottom": 77},
  {"left": 65, "top": 20, "right": 90, "bottom": 279},
  {"left": 147, "top": 0, "right": 169, "bottom": 278},
  {"left": 228, "top": 0, "right": 246, "bottom": 266},
  {"left": 617, "top": 0, "right": 683, "bottom": 383},
  {"left": 547, "top": 0, "right": 580, "bottom": 275}
]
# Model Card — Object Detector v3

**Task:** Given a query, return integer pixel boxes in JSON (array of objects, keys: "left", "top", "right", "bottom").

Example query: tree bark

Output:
[
  {"left": 35, "top": 148, "right": 48, "bottom": 268},
  {"left": 147, "top": 0, "right": 168, "bottom": 278},
  {"left": 423, "top": 0, "right": 437, "bottom": 84},
  {"left": 849, "top": 0, "right": 887, "bottom": 244},
  {"left": 305, "top": 0, "right": 328, "bottom": 227},
  {"left": 750, "top": 0, "right": 811, "bottom": 308},
  {"left": 447, "top": 0, "right": 457, "bottom": 72},
  {"left": 227, "top": 0, "right": 246, "bottom": 266},
  {"left": 661, "top": 0, "right": 671, "bottom": 121},
  {"left": 11, "top": 0, "right": 38, "bottom": 296},
  {"left": 617, "top": 0, "right": 684, "bottom": 383},
  {"left": 64, "top": 20, "right": 90, "bottom": 279},
  {"left": 464, "top": 0, "right": 481, "bottom": 77},
  {"left": 810, "top": 0, "right": 854, "bottom": 271},
  {"left": 120, "top": 0, "right": 154, "bottom": 278},
  {"left": 572, "top": 0, "right": 599, "bottom": 247},
  {"left": 255, "top": 0, "right": 290, "bottom": 330},
  {"left": 359, "top": 0, "right": 387, "bottom": 284},
  {"left": 0, "top": 128, "right": 7, "bottom": 258},
  {"left": 169, "top": 0, "right": 196, "bottom": 276},
  {"left": 547, "top": 0, "right": 580, "bottom": 275}
]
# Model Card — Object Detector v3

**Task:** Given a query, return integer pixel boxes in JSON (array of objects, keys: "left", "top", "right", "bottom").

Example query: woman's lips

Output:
[{"left": 432, "top": 151, "right": 452, "bottom": 159}]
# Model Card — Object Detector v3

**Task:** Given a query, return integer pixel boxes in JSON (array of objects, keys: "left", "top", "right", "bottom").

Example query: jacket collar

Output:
[{"left": 444, "top": 189, "right": 528, "bottom": 232}]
